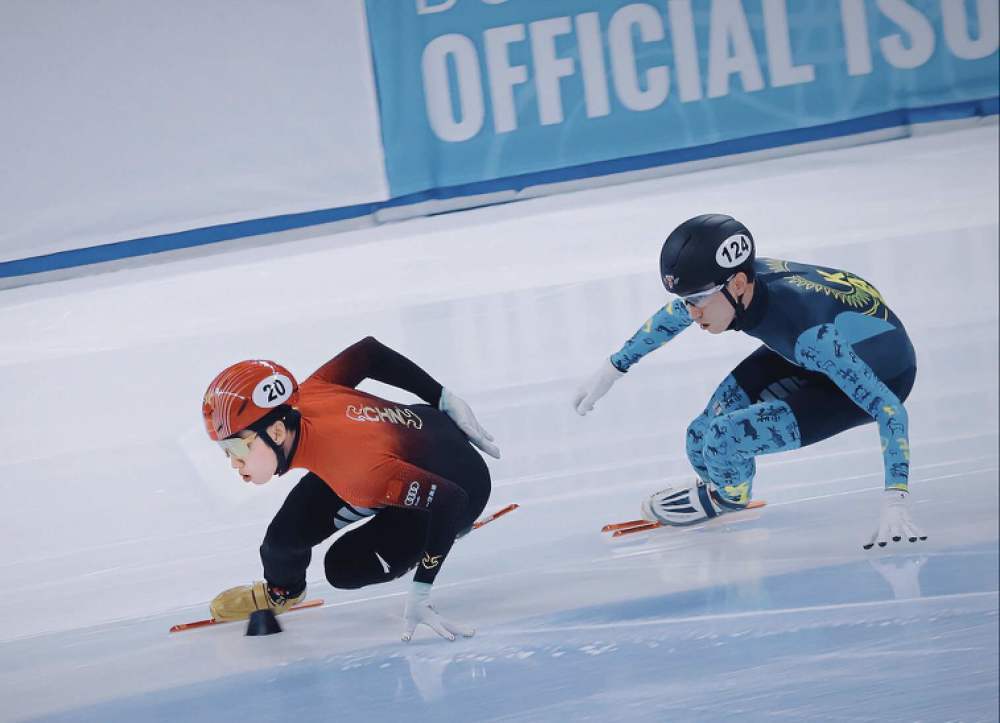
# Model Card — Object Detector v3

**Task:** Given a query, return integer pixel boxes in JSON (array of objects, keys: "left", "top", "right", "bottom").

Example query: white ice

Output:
[{"left": 0, "top": 125, "right": 997, "bottom": 722}]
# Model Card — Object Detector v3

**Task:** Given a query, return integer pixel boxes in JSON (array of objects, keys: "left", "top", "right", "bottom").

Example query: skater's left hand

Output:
[
  {"left": 402, "top": 582, "right": 475, "bottom": 642},
  {"left": 864, "top": 489, "right": 927, "bottom": 550},
  {"left": 439, "top": 388, "right": 501, "bottom": 459}
]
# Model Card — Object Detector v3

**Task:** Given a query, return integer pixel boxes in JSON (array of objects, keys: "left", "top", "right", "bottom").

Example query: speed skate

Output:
[{"left": 603, "top": 500, "right": 768, "bottom": 538}]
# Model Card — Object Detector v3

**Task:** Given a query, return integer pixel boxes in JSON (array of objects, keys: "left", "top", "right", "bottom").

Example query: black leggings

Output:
[
  {"left": 260, "top": 440, "right": 490, "bottom": 594},
  {"left": 731, "top": 344, "right": 916, "bottom": 446}
]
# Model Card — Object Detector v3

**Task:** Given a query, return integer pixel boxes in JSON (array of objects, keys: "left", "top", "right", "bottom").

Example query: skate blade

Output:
[
  {"left": 602, "top": 500, "right": 767, "bottom": 536},
  {"left": 169, "top": 598, "right": 324, "bottom": 633},
  {"left": 472, "top": 503, "right": 519, "bottom": 530}
]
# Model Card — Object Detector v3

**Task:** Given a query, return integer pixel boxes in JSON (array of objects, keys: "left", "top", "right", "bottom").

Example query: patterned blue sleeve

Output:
[
  {"left": 793, "top": 324, "right": 910, "bottom": 491},
  {"left": 610, "top": 299, "right": 693, "bottom": 372}
]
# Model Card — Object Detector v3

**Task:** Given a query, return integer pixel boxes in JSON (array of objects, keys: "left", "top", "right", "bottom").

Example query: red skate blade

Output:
[
  {"left": 602, "top": 519, "right": 652, "bottom": 533},
  {"left": 169, "top": 598, "right": 324, "bottom": 633},
  {"left": 602, "top": 500, "right": 767, "bottom": 535},
  {"left": 613, "top": 522, "right": 661, "bottom": 537},
  {"left": 472, "top": 503, "right": 519, "bottom": 530}
]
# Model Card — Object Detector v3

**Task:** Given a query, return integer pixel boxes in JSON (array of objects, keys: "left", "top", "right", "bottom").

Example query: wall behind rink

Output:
[
  {"left": 1, "top": 0, "right": 997, "bottom": 284},
  {"left": 0, "top": 1, "right": 388, "bottom": 276}
]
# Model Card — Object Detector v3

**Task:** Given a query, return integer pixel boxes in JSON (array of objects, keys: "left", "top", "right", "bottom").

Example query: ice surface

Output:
[{"left": 1, "top": 125, "right": 997, "bottom": 722}]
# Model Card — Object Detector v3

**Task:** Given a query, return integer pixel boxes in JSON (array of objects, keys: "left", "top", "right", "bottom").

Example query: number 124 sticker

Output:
[{"left": 716, "top": 234, "right": 752, "bottom": 268}]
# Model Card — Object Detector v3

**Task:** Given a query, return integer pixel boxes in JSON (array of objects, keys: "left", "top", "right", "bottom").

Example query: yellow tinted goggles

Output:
[{"left": 218, "top": 432, "right": 258, "bottom": 461}]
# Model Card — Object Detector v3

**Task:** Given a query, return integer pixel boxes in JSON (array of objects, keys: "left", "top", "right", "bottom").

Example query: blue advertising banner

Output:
[{"left": 365, "top": 0, "right": 999, "bottom": 198}]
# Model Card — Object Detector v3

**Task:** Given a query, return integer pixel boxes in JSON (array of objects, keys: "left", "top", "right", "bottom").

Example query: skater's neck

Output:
[{"left": 738, "top": 279, "right": 767, "bottom": 331}]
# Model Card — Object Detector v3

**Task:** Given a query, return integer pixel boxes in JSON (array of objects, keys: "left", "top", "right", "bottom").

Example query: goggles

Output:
[
  {"left": 681, "top": 275, "right": 734, "bottom": 308},
  {"left": 219, "top": 431, "right": 258, "bottom": 461}
]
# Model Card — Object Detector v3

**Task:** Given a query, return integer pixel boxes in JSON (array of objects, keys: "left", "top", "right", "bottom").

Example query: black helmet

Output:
[{"left": 659, "top": 214, "right": 755, "bottom": 296}]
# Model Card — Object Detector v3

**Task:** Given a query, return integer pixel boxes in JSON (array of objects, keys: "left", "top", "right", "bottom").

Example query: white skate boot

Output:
[{"left": 641, "top": 479, "right": 737, "bottom": 526}]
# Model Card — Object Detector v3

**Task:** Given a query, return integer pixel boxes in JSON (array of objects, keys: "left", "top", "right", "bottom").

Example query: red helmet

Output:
[{"left": 202, "top": 360, "right": 299, "bottom": 440}]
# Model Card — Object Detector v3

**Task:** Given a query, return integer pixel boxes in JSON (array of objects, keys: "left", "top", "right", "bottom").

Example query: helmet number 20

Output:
[
  {"left": 716, "top": 234, "right": 752, "bottom": 269},
  {"left": 263, "top": 379, "right": 286, "bottom": 402},
  {"left": 252, "top": 373, "right": 294, "bottom": 408}
]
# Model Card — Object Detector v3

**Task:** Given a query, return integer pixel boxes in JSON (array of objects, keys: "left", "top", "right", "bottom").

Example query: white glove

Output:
[
  {"left": 439, "top": 388, "right": 501, "bottom": 459},
  {"left": 863, "top": 489, "right": 927, "bottom": 550},
  {"left": 401, "top": 582, "right": 475, "bottom": 642},
  {"left": 572, "top": 358, "right": 625, "bottom": 416}
]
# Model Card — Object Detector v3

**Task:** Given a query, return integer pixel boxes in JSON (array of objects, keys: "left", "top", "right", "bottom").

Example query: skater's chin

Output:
[{"left": 240, "top": 471, "right": 272, "bottom": 485}]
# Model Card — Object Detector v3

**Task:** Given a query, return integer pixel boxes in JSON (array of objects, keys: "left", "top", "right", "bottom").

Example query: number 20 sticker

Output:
[
  {"left": 716, "top": 234, "right": 753, "bottom": 268},
  {"left": 252, "top": 374, "right": 293, "bottom": 408}
]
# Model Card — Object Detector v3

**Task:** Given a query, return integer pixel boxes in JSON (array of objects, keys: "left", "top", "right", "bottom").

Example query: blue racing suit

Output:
[{"left": 610, "top": 258, "right": 916, "bottom": 506}]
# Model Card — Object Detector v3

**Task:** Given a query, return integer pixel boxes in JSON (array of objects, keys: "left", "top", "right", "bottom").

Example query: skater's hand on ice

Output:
[
  {"left": 864, "top": 489, "right": 927, "bottom": 550},
  {"left": 572, "top": 359, "right": 624, "bottom": 416},
  {"left": 402, "top": 582, "right": 475, "bottom": 642},
  {"left": 439, "top": 388, "right": 501, "bottom": 459}
]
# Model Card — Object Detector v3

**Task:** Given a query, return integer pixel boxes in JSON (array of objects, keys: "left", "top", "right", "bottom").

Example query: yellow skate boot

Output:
[{"left": 210, "top": 581, "right": 306, "bottom": 622}]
